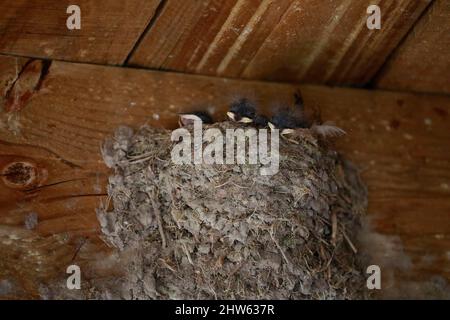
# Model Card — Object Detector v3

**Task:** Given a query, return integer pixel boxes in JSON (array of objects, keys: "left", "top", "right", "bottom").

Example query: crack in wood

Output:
[
  {"left": 124, "top": 0, "right": 168, "bottom": 66},
  {"left": 4, "top": 59, "right": 52, "bottom": 112}
]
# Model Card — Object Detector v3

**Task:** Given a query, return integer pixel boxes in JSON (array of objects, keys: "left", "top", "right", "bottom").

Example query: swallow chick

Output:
[
  {"left": 253, "top": 114, "right": 269, "bottom": 127},
  {"left": 268, "top": 112, "right": 301, "bottom": 144},
  {"left": 269, "top": 111, "right": 345, "bottom": 142},
  {"left": 268, "top": 92, "right": 310, "bottom": 134},
  {"left": 178, "top": 111, "right": 213, "bottom": 127},
  {"left": 268, "top": 109, "right": 310, "bottom": 137},
  {"left": 227, "top": 98, "right": 256, "bottom": 124}
]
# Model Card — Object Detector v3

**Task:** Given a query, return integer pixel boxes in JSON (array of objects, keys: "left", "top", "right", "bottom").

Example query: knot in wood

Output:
[{"left": 1, "top": 161, "right": 37, "bottom": 189}]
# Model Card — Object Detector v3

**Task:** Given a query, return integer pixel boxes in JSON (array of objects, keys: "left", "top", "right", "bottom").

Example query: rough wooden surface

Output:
[
  {"left": 1, "top": 54, "right": 449, "bottom": 298},
  {"left": 128, "top": 0, "right": 431, "bottom": 85},
  {"left": 375, "top": 0, "right": 450, "bottom": 95},
  {"left": 0, "top": 0, "right": 160, "bottom": 65},
  {"left": 2, "top": 0, "right": 445, "bottom": 93}
]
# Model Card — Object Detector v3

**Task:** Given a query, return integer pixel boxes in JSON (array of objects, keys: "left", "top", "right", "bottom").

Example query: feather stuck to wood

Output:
[{"left": 311, "top": 122, "right": 347, "bottom": 138}]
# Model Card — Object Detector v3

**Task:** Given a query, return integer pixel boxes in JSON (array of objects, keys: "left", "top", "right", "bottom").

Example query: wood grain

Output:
[
  {"left": 1, "top": 54, "right": 449, "bottom": 298},
  {"left": 375, "top": 0, "right": 450, "bottom": 94},
  {"left": 0, "top": 0, "right": 160, "bottom": 65},
  {"left": 128, "top": 0, "right": 431, "bottom": 85}
]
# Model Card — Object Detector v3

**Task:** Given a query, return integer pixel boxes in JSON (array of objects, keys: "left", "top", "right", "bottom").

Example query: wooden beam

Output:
[
  {"left": 375, "top": 0, "right": 450, "bottom": 95},
  {"left": 128, "top": 0, "right": 431, "bottom": 85},
  {"left": 0, "top": 0, "right": 160, "bottom": 65},
  {"left": 1, "top": 54, "right": 449, "bottom": 298}
]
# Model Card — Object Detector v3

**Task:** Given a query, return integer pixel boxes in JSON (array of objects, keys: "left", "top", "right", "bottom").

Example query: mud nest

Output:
[{"left": 97, "top": 121, "right": 368, "bottom": 299}]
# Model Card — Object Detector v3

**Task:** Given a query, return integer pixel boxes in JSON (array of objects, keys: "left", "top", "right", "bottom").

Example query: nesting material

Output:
[{"left": 97, "top": 121, "right": 368, "bottom": 299}]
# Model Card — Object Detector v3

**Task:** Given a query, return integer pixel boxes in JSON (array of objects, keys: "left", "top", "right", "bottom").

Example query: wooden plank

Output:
[
  {"left": 1, "top": 55, "right": 449, "bottom": 298},
  {"left": 128, "top": 0, "right": 431, "bottom": 85},
  {"left": 0, "top": 0, "right": 160, "bottom": 65},
  {"left": 375, "top": 0, "right": 450, "bottom": 95}
]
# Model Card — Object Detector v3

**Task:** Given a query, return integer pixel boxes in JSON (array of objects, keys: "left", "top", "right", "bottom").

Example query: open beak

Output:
[
  {"left": 179, "top": 114, "right": 203, "bottom": 127},
  {"left": 281, "top": 128, "right": 295, "bottom": 137},
  {"left": 238, "top": 117, "right": 253, "bottom": 124},
  {"left": 280, "top": 128, "right": 299, "bottom": 144},
  {"left": 226, "top": 112, "right": 236, "bottom": 121}
]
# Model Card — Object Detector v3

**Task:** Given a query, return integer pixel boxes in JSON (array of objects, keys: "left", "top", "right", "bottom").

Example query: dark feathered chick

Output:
[
  {"left": 227, "top": 99, "right": 256, "bottom": 123},
  {"left": 269, "top": 110, "right": 309, "bottom": 130},
  {"left": 268, "top": 93, "right": 346, "bottom": 140},
  {"left": 178, "top": 111, "right": 213, "bottom": 127},
  {"left": 269, "top": 92, "right": 308, "bottom": 127},
  {"left": 253, "top": 114, "right": 269, "bottom": 127},
  {"left": 267, "top": 92, "right": 312, "bottom": 137},
  {"left": 268, "top": 109, "right": 310, "bottom": 139}
]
